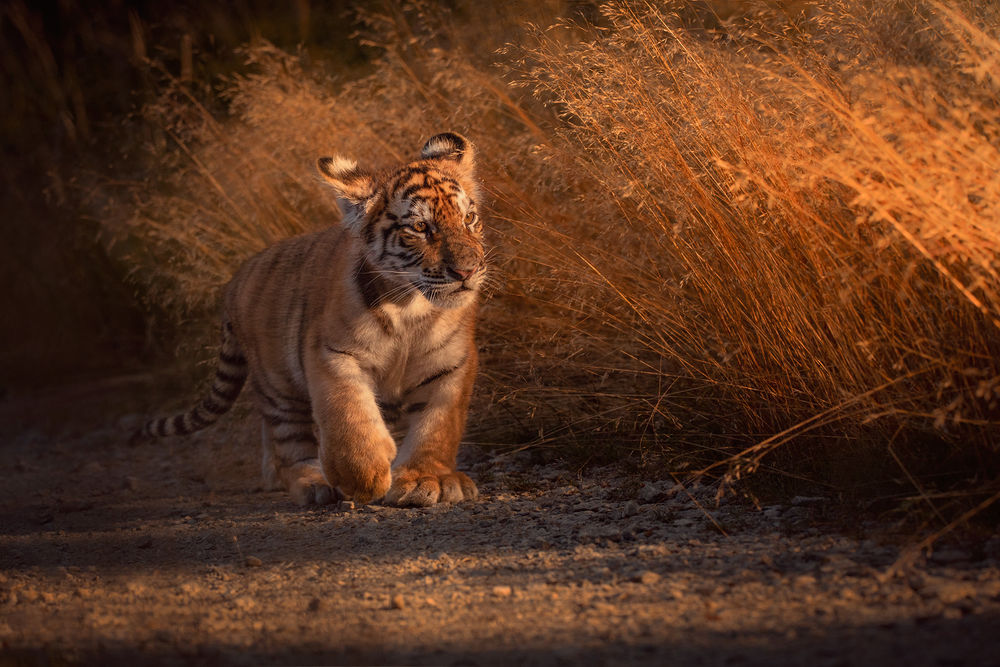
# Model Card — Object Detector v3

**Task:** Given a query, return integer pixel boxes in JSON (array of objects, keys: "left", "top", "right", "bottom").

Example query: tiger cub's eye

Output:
[
  {"left": 410, "top": 220, "right": 427, "bottom": 233},
  {"left": 464, "top": 211, "right": 478, "bottom": 227}
]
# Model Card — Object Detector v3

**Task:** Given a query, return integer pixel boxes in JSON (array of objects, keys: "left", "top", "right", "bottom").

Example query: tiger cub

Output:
[{"left": 141, "top": 132, "right": 484, "bottom": 507}]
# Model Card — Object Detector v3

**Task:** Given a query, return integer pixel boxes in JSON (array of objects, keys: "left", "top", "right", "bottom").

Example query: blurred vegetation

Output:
[
  {"left": 0, "top": 0, "right": 365, "bottom": 387},
  {"left": 5, "top": 0, "right": 1000, "bottom": 528}
]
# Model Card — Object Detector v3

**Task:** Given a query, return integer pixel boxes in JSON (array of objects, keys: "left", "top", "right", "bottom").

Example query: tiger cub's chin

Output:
[{"left": 138, "top": 132, "right": 486, "bottom": 508}]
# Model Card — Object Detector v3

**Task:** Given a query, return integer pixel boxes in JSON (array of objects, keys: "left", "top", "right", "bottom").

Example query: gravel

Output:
[{"left": 0, "top": 387, "right": 998, "bottom": 666}]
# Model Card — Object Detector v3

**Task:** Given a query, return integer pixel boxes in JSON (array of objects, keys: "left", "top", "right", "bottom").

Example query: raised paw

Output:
[
  {"left": 280, "top": 459, "right": 338, "bottom": 506},
  {"left": 385, "top": 467, "right": 478, "bottom": 507}
]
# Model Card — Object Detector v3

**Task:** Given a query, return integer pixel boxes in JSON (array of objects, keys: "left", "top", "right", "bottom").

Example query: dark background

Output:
[{"left": 0, "top": 0, "right": 368, "bottom": 390}]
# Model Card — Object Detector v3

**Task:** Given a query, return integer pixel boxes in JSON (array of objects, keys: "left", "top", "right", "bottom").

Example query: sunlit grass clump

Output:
[{"left": 107, "top": 0, "right": 1000, "bottom": 503}]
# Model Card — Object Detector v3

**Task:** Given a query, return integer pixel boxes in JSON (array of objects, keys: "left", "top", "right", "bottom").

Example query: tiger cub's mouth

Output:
[{"left": 420, "top": 275, "right": 482, "bottom": 307}]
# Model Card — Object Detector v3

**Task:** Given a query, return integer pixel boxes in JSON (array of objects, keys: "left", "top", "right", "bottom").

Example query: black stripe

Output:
[
  {"left": 211, "top": 382, "right": 242, "bottom": 403},
  {"left": 364, "top": 198, "right": 386, "bottom": 244},
  {"left": 404, "top": 402, "right": 428, "bottom": 414},
  {"left": 391, "top": 167, "right": 427, "bottom": 197},
  {"left": 372, "top": 310, "right": 394, "bottom": 337},
  {"left": 258, "top": 394, "right": 313, "bottom": 415},
  {"left": 376, "top": 398, "right": 401, "bottom": 424},
  {"left": 201, "top": 397, "right": 230, "bottom": 415},
  {"left": 262, "top": 412, "right": 314, "bottom": 427},
  {"left": 171, "top": 414, "right": 187, "bottom": 434},
  {"left": 189, "top": 409, "right": 214, "bottom": 427},
  {"left": 399, "top": 184, "right": 429, "bottom": 201},
  {"left": 215, "top": 369, "right": 245, "bottom": 385},
  {"left": 398, "top": 235, "right": 420, "bottom": 251},
  {"left": 219, "top": 350, "right": 246, "bottom": 366},
  {"left": 389, "top": 166, "right": 429, "bottom": 191},
  {"left": 354, "top": 252, "right": 416, "bottom": 311},
  {"left": 295, "top": 301, "right": 308, "bottom": 391},
  {"left": 384, "top": 249, "right": 415, "bottom": 261},
  {"left": 363, "top": 218, "right": 378, "bottom": 244},
  {"left": 257, "top": 398, "right": 313, "bottom": 418},
  {"left": 355, "top": 257, "right": 386, "bottom": 310},
  {"left": 250, "top": 376, "right": 309, "bottom": 412},
  {"left": 426, "top": 320, "right": 465, "bottom": 354},
  {"left": 412, "top": 356, "right": 468, "bottom": 392},
  {"left": 273, "top": 431, "right": 317, "bottom": 444},
  {"left": 324, "top": 345, "right": 355, "bottom": 357},
  {"left": 398, "top": 255, "right": 422, "bottom": 268},
  {"left": 380, "top": 221, "right": 400, "bottom": 252},
  {"left": 274, "top": 400, "right": 312, "bottom": 416}
]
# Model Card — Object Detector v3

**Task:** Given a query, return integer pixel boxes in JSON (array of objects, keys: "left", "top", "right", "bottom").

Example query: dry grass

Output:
[{"left": 102, "top": 0, "right": 1000, "bottom": 508}]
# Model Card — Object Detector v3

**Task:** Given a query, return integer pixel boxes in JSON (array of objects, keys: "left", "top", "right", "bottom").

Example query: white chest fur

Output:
[{"left": 364, "top": 297, "right": 468, "bottom": 401}]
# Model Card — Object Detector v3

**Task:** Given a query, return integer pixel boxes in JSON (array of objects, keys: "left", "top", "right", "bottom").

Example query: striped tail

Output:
[{"left": 142, "top": 325, "right": 248, "bottom": 438}]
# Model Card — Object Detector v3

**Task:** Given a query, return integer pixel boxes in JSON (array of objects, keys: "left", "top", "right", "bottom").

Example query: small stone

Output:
[
  {"left": 390, "top": 594, "right": 405, "bottom": 609},
  {"left": 614, "top": 501, "right": 639, "bottom": 519},
  {"left": 339, "top": 500, "right": 356, "bottom": 511},
  {"left": 492, "top": 585, "right": 512, "bottom": 597},
  {"left": 638, "top": 483, "right": 664, "bottom": 504},
  {"left": 244, "top": 556, "right": 262, "bottom": 567},
  {"left": 635, "top": 570, "right": 661, "bottom": 585}
]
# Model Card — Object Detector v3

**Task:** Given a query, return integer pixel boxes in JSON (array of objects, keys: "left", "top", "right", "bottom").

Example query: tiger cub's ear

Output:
[
  {"left": 317, "top": 156, "right": 377, "bottom": 228},
  {"left": 420, "top": 132, "right": 476, "bottom": 181}
]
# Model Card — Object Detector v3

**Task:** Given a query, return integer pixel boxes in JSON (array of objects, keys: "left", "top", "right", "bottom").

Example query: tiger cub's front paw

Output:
[
  {"left": 385, "top": 466, "right": 478, "bottom": 507},
  {"left": 322, "top": 447, "right": 393, "bottom": 505},
  {"left": 281, "top": 459, "right": 338, "bottom": 506}
]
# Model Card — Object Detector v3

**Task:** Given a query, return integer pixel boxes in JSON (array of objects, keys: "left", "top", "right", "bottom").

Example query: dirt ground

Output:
[{"left": 1, "top": 374, "right": 999, "bottom": 666}]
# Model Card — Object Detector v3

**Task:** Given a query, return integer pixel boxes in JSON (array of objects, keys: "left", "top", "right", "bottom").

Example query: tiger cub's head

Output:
[{"left": 318, "top": 132, "right": 486, "bottom": 309}]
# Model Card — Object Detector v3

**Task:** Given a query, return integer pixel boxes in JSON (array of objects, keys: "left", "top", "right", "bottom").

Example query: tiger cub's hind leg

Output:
[
  {"left": 259, "top": 422, "right": 282, "bottom": 491},
  {"left": 255, "top": 390, "right": 337, "bottom": 506}
]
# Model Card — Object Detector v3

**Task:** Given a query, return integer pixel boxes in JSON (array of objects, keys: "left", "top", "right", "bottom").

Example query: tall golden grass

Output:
[{"left": 104, "top": 0, "right": 1000, "bottom": 501}]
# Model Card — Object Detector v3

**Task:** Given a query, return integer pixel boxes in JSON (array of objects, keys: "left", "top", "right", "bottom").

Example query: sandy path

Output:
[{"left": 1, "top": 377, "right": 998, "bottom": 666}]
